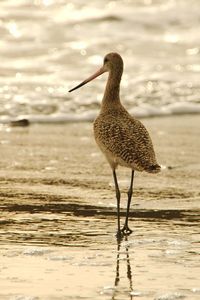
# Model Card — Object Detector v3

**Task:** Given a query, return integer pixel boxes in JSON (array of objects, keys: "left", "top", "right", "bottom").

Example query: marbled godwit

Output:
[{"left": 69, "top": 52, "right": 160, "bottom": 237}]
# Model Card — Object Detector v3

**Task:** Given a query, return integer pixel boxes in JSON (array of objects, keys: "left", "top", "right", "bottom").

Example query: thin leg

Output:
[
  {"left": 112, "top": 170, "right": 121, "bottom": 237},
  {"left": 122, "top": 170, "right": 134, "bottom": 235}
]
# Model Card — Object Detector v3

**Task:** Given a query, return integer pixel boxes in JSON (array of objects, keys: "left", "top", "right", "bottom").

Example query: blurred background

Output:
[{"left": 0, "top": 0, "right": 200, "bottom": 123}]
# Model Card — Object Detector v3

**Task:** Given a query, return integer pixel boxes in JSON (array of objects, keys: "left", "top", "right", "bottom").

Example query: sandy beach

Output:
[
  {"left": 0, "top": 115, "right": 199, "bottom": 211},
  {"left": 0, "top": 115, "right": 199, "bottom": 299}
]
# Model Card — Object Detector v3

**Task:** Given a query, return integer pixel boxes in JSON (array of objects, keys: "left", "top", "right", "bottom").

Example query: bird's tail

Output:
[{"left": 146, "top": 164, "right": 161, "bottom": 174}]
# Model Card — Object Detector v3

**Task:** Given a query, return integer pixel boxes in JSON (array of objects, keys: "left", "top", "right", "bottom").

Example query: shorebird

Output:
[{"left": 69, "top": 52, "right": 160, "bottom": 237}]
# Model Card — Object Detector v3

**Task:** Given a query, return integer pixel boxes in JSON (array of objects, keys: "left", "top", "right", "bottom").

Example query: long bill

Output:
[{"left": 68, "top": 67, "right": 105, "bottom": 92}]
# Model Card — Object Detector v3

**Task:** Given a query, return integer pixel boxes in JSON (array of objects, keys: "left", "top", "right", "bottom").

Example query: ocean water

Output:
[{"left": 0, "top": 0, "right": 200, "bottom": 123}]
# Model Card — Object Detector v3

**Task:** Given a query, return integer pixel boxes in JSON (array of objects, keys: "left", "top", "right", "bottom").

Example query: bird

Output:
[{"left": 69, "top": 52, "right": 161, "bottom": 238}]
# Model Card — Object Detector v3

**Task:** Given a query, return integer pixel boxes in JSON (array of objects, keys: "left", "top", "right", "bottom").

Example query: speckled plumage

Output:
[
  {"left": 93, "top": 52, "right": 160, "bottom": 174},
  {"left": 94, "top": 108, "right": 159, "bottom": 172}
]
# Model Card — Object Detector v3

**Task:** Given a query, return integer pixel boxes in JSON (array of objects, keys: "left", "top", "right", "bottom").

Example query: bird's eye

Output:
[{"left": 104, "top": 57, "right": 109, "bottom": 63}]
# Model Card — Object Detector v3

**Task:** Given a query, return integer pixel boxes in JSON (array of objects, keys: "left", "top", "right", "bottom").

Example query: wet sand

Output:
[{"left": 0, "top": 115, "right": 199, "bottom": 300}]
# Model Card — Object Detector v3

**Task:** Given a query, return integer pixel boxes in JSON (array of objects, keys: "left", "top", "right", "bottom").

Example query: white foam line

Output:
[{"left": 0, "top": 103, "right": 200, "bottom": 124}]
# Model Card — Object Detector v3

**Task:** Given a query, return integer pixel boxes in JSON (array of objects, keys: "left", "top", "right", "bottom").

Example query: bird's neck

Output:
[{"left": 101, "top": 69, "right": 122, "bottom": 110}]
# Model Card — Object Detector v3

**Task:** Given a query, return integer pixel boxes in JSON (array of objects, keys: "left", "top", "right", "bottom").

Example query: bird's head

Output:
[
  {"left": 68, "top": 52, "right": 123, "bottom": 92},
  {"left": 102, "top": 52, "right": 123, "bottom": 73}
]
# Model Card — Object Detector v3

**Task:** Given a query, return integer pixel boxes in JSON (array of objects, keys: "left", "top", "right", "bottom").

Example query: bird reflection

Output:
[{"left": 112, "top": 236, "right": 133, "bottom": 299}]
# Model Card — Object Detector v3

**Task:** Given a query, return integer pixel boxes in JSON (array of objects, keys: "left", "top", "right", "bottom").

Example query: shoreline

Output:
[{"left": 1, "top": 109, "right": 200, "bottom": 126}]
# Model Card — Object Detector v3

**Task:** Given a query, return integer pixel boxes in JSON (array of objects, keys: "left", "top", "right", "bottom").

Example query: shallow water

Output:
[
  {"left": 1, "top": 0, "right": 200, "bottom": 123},
  {"left": 0, "top": 118, "right": 199, "bottom": 299},
  {"left": 0, "top": 201, "right": 199, "bottom": 300}
]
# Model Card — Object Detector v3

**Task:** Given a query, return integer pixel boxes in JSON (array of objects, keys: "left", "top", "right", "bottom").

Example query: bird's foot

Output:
[
  {"left": 121, "top": 225, "right": 133, "bottom": 236},
  {"left": 115, "top": 226, "right": 133, "bottom": 240}
]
